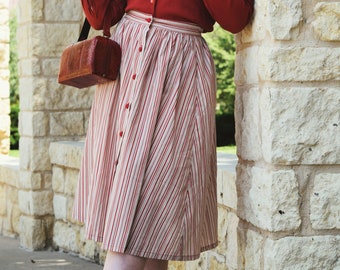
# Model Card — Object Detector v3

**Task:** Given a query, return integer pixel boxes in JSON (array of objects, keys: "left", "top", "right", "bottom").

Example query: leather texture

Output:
[{"left": 58, "top": 36, "right": 121, "bottom": 89}]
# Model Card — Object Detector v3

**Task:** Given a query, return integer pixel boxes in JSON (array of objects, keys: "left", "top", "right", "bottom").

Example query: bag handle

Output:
[{"left": 78, "top": 18, "right": 91, "bottom": 42}]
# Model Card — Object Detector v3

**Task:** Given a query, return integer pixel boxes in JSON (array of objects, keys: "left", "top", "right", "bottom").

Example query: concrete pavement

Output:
[{"left": 0, "top": 236, "right": 102, "bottom": 270}]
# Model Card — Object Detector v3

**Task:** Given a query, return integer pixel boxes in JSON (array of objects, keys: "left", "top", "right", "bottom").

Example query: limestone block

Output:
[
  {"left": 0, "top": 9, "right": 9, "bottom": 25},
  {"left": 311, "top": 173, "right": 340, "bottom": 229},
  {"left": 18, "top": 0, "right": 43, "bottom": 23},
  {"left": 65, "top": 168, "right": 79, "bottom": 196},
  {"left": 19, "top": 58, "right": 41, "bottom": 76},
  {"left": 11, "top": 203, "right": 21, "bottom": 235},
  {"left": 0, "top": 138, "right": 10, "bottom": 155},
  {"left": 43, "top": 172, "right": 52, "bottom": 190},
  {"left": 78, "top": 226, "right": 100, "bottom": 262},
  {"left": 237, "top": 46, "right": 340, "bottom": 85},
  {"left": 207, "top": 251, "right": 227, "bottom": 270},
  {"left": 168, "top": 261, "right": 186, "bottom": 270},
  {"left": 244, "top": 230, "right": 264, "bottom": 270},
  {"left": 216, "top": 207, "right": 228, "bottom": 253},
  {"left": 235, "top": 47, "right": 260, "bottom": 85},
  {"left": 31, "top": 23, "right": 80, "bottom": 57},
  {"left": 19, "top": 216, "right": 46, "bottom": 250},
  {"left": 237, "top": 165, "right": 301, "bottom": 232},
  {"left": 16, "top": 25, "right": 29, "bottom": 59},
  {"left": 19, "top": 77, "right": 47, "bottom": 111},
  {"left": 261, "top": 87, "right": 340, "bottom": 165},
  {"left": 235, "top": 87, "right": 262, "bottom": 162},
  {"left": 263, "top": 236, "right": 340, "bottom": 270},
  {"left": 49, "top": 141, "right": 84, "bottom": 169},
  {"left": 217, "top": 169, "right": 237, "bottom": 210},
  {"left": 52, "top": 166, "right": 65, "bottom": 193},
  {"left": 53, "top": 194, "right": 67, "bottom": 221},
  {"left": 42, "top": 59, "right": 61, "bottom": 77},
  {"left": 225, "top": 212, "right": 239, "bottom": 270},
  {"left": 20, "top": 111, "right": 48, "bottom": 136},
  {"left": 313, "top": 2, "right": 340, "bottom": 41},
  {"left": 185, "top": 253, "right": 207, "bottom": 270},
  {"left": 268, "top": 0, "right": 302, "bottom": 40},
  {"left": 0, "top": 26, "right": 9, "bottom": 44},
  {"left": 20, "top": 77, "right": 94, "bottom": 111},
  {"left": 260, "top": 47, "right": 340, "bottom": 82},
  {"left": 0, "top": 98, "right": 10, "bottom": 114},
  {"left": 46, "top": 80, "right": 95, "bottom": 110},
  {"left": 19, "top": 137, "right": 52, "bottom": 171},
  {"left": 0, "top": 115, "right": 10, "bottom": 135},
  {"left": 0, "top": 184, "right": 6, "bottom": 215},
  {"left": 53, "top": 220, "right": 80, "bottom": 253},
  {"left": 66, "top": 195, "right": 76, "bottom": 222},
  {"left": 0, "top": 155, "right": 19, "bottom": 186},
  {"left": 84, "top": 110, "right": 92, "bottom": 133},
  {"left": 50, "top": 112, "right": 84, "bottom": 136},
  {"left": 18, "top": 171, "right": 42, "bottom": 190},
  {"left": 18, "top": 190, "right": 53, "bottom": 216},
  {"left": 0, "top": 45, "right": 9, "bottom": 69},
  {"left": 45, "top": 0, "right": 83, "bottom": 21}
]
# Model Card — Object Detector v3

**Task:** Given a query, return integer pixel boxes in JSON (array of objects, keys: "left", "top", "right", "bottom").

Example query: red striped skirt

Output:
[{"left": 73, "top": 11, "right": 218, "bottom": 261}]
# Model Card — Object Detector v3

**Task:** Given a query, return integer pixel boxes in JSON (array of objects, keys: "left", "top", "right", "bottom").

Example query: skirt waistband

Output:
[{"left": 125, "top": 11, "right": 203, "bottom": 36}]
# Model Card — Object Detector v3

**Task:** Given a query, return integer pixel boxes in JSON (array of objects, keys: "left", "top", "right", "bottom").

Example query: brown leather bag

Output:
[{"left": 58, "top": 19, "right": 121, "bottom": 89}]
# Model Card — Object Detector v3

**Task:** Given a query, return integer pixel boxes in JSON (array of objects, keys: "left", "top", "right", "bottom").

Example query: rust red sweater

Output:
[{"left": 81, "top": 0, "right": 254, "bottom": 34}]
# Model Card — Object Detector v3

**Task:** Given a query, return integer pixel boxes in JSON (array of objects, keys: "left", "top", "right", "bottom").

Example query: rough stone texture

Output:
[
  {"left": 310, "top": 173, "right": 340, "bottom": 230},
  {"left": 261, "top": 87, "right": 340, "bottom": 165},
  {"left": 19, "top": 216, "right": 46, "bottom": 250},
  {"left": 237, "top": 165, "right": 301, "bottom": 232},
  {"left": 53, "top": 221, "right": 80, "bottom": 253},
  {"left": 312, "top": 2, "right": 340, "bottom": 41},
  {"left": 20, "top": 137, "right": 53, "bottom": 171},
  {"left": 50, "top": 112, "right": 85, "bottom": 136},
  {"left": 19, "top": 111, "right": 48, "bottom": 137},
  {"left": 0, "top": 183, "right": 5, "bottom": 215},
  {"left": 53, "top": 194, "right": 67, "bottom": 221},
  {"left": 244, "top": 230, "right": 264, "bottom": 270},
  {"left": 50, "top": 141, "right": 84, "bottom": 169},
  {"left": 235, "top": 47, "right": 340, "bottom": 85},
  {"left": 18, "top": 171, "right": 42, "bottom": 190},
  {"left": 263, "top": 236, "right": 340, "bottom": 270},
  {"left": 238, "top": 0, "right": 302, "bottom": 42},
  {"left": 217, "top": 170, "right": 237, "bottom": 210},
  {"left": 235, "top": 87, "right": 262, "bottom": 162},
  {"left": 268, "top": 0, "right": 302, "bottom": 40},
  {"left": 0, "top": 155, "right": 20, "bottom": 237},
  {"left": 18, "top": 190, "right": 53, "bottom": 216}
]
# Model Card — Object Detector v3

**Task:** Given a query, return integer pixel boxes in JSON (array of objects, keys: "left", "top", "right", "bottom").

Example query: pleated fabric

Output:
[{"left": 73, "top": 11, "right": 218, "bottom": 261}]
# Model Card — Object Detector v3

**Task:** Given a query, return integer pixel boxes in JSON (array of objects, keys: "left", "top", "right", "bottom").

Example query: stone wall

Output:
[
  {"left": 16, "top": 0, "right": 93, "bottom": 250},
  {"left": 0, "top": 155, "right": 20, "bottom": 237},
  {"left": 0, "top": 0, "right": 10, "bottom": 155},
  {"left": 234, "top": 0, "right": 340, "bottom": 269}
]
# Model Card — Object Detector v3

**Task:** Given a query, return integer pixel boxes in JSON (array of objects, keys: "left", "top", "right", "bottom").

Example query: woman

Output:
[{"left": 73, "top": 0, "right": 254, "bottom": 269}]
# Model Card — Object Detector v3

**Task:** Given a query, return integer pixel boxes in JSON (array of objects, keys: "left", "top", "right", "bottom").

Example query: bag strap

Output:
[{"left": 78, "top": 18, "right": 91, "bottom": 42}]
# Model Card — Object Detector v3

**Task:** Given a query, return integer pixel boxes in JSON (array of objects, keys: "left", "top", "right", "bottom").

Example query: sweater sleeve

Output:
[
  {"left": 81, "top": 0, "right": 127, "bottom": 35},
  {"left": 202, "top": 0, "right": 254, "bottom": 33}
]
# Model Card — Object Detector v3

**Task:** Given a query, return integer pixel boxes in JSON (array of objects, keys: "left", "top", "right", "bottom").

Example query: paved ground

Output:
[{"left": 0, "top": 236, "right": 102, "bottom": 270}]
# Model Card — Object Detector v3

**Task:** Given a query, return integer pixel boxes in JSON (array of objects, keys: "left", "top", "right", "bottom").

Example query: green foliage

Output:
[
  {"left": 203, "top": 25, "right": 236, "bottom": 116},
  {"left": 9, "top": 10, "right": 20, "bottom": 149}
]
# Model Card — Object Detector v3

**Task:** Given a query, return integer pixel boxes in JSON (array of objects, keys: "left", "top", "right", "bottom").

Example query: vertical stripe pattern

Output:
[{"left": 73, "top": 11, "right": 218, "bottom": 261}]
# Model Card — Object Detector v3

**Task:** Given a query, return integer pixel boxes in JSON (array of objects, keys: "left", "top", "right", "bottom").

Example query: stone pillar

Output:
[
  {"left": 0, "top": 0, "right": 10, "bottom": 155},
  {"left": 235, "top": 0, "right": 340, "bottom": 269},
  {"left": 17, "top": 0, "right": 93, "bottom": 250}
]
